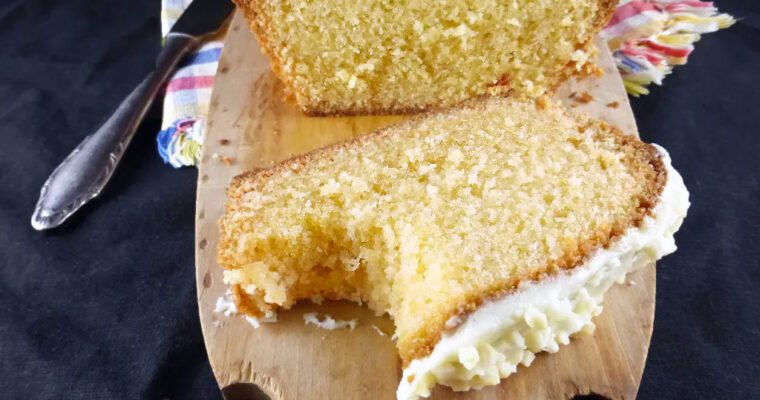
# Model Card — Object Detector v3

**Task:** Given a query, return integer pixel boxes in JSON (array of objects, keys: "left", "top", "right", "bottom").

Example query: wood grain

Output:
[{"left": 196, "top": 11, "right": 654, "bottom": 400}]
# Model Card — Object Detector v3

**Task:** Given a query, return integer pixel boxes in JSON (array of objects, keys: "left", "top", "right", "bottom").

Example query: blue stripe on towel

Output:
[{"left": 178, "top": 47, "right": 222, "bottom": 68}]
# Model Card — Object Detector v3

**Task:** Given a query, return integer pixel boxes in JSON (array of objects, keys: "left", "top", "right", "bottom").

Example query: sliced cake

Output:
[
  {"left": 233, "top": 0, "right": 617, "bottom": 115},
  {"left": 218, "top": 95, "right": 689, "bottom": 399}
]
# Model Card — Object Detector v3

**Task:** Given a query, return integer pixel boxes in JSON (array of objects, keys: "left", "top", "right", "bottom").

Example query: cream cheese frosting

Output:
[{"left": 397, "top": 145, "right": 690, "bottom": 400}]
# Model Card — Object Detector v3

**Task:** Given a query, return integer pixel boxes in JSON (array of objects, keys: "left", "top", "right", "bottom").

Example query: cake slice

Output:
[
  {"left": 218, "top": 96, "right": 689, "bottom": 399},
  {"left": 233, "top": 0, "right": 616, "bottom": 115}
]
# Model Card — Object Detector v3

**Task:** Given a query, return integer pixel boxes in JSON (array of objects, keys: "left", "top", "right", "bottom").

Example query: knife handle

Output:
[{"left": 31, "top": 33, "right": 199, "bottom": 230}]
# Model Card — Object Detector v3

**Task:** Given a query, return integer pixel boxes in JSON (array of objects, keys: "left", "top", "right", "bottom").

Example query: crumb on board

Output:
[
  {"left": 570, "top": 91, "right": 594, "bottom": 103},
  {"left": 303, "top": 312, "right": 358, "bottom": 331},
  {"left": 606, "top": 101, "right": 620, "bottom": 109},
  {"left": 211, "top": 152, "right": 234, "bottom": 165},
  {"left": 214, "top": 289, "right": 277, "bottom": 328},
  {"left": 627, "top": 280, "right": 637, "bottom": 287},
  {"left": 244, "top": 313, "right": 277, "bottom": 328},
  {"left": 214, "top": 289, "right": 237, "bottom": 317},
  {"left": 219, "top": 139, "right": 230, "bottom": 145},
  {"left": 372, "top": 324, "right": 386, "bottom": 337},
  {"left": 245, "top": 316, "right": 261, "bottom": 328}
]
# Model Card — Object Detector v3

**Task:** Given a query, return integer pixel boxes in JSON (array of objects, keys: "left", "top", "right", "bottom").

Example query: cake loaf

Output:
[
  {"left": 233, "top": 0, "right": 617, "bottom": 115},
  {"left": 218, "top": 95, "right": 689, "bottom": 398}
]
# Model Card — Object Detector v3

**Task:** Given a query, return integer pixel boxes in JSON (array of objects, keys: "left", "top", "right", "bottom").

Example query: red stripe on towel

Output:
[
  {"left": 607, "top": 1, "right": 660, "bottom": 27},
  {"left": 166, "top": 76, "right": 215, "bottom": 93}
]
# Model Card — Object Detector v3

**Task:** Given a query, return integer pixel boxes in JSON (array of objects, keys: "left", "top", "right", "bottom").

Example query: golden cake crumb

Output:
[{"left": 571, "top": 91, "right": 595, "bottom": 103}]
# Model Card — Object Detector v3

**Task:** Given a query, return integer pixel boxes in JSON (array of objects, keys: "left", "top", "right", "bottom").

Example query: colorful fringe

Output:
[
  {"left": 157, "top": 0, "right": 223, "bottom": 168},
  {"left": 157, "top": 0, "right": 734, "bottom": 167},
  {"left": 157, "top": 117, "right": 204, "bottom": 168},
  {"left": 601, "top": 0, "right": 735, "bottom": 96}
]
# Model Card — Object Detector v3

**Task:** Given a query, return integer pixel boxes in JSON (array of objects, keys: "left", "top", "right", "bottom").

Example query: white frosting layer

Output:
[{"left": 397, "top": 145, "right": 690, "bottom": 400}]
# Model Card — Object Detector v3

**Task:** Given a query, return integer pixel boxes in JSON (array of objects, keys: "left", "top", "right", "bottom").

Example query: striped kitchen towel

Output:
[
  {"left": 157, "top": 0, "right": 224, "bottom": 168},
  {"left": 157, "top": 0, "right": 734, "bottom": 168}
]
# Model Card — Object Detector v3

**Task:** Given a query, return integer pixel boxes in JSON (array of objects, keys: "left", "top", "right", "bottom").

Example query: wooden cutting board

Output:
[{"left": 196, "top": 11, "right": 655, "bottom": 400}]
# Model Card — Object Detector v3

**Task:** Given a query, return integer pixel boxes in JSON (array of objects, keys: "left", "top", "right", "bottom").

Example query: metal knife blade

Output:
[
  {"left": 172, "top": 0, "right": 235, "bottom": 37},
  {"left": 31, "top": 0, "right": 234, "bottom": 231}
]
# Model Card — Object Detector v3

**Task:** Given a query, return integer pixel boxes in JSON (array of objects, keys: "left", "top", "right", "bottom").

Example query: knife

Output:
[{"left": 31, "top": 0, "right": 234, "bottom": 231}]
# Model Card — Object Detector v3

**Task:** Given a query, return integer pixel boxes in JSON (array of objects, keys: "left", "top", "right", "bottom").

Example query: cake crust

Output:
[
  {"left": 232, "top": 0, "right": 620, "bottom": 116},
  {"left": 218, "top": 95, "right": 667, "bottom": 365}
]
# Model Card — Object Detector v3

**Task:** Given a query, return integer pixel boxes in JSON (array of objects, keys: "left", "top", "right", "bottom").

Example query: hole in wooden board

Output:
[
  {"left": 203, "top": 271, "right": 212, "bottom": 288},
  {"left": 198, "top": 210, "right": 205, "bottom": 220},
  {"left": 199, "top": 239, "right": 208, "bottom": 250},
  {"left": 222, "top": 383, "right": 271, "bottom": 400},
  {"left": 201, "top": 175, "right": 209, "bottom": 182}
]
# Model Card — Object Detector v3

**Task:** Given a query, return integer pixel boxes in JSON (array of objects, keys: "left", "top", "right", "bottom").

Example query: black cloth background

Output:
[{"left": 0, "top": 0, "right": 758, "bottom": 398}]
